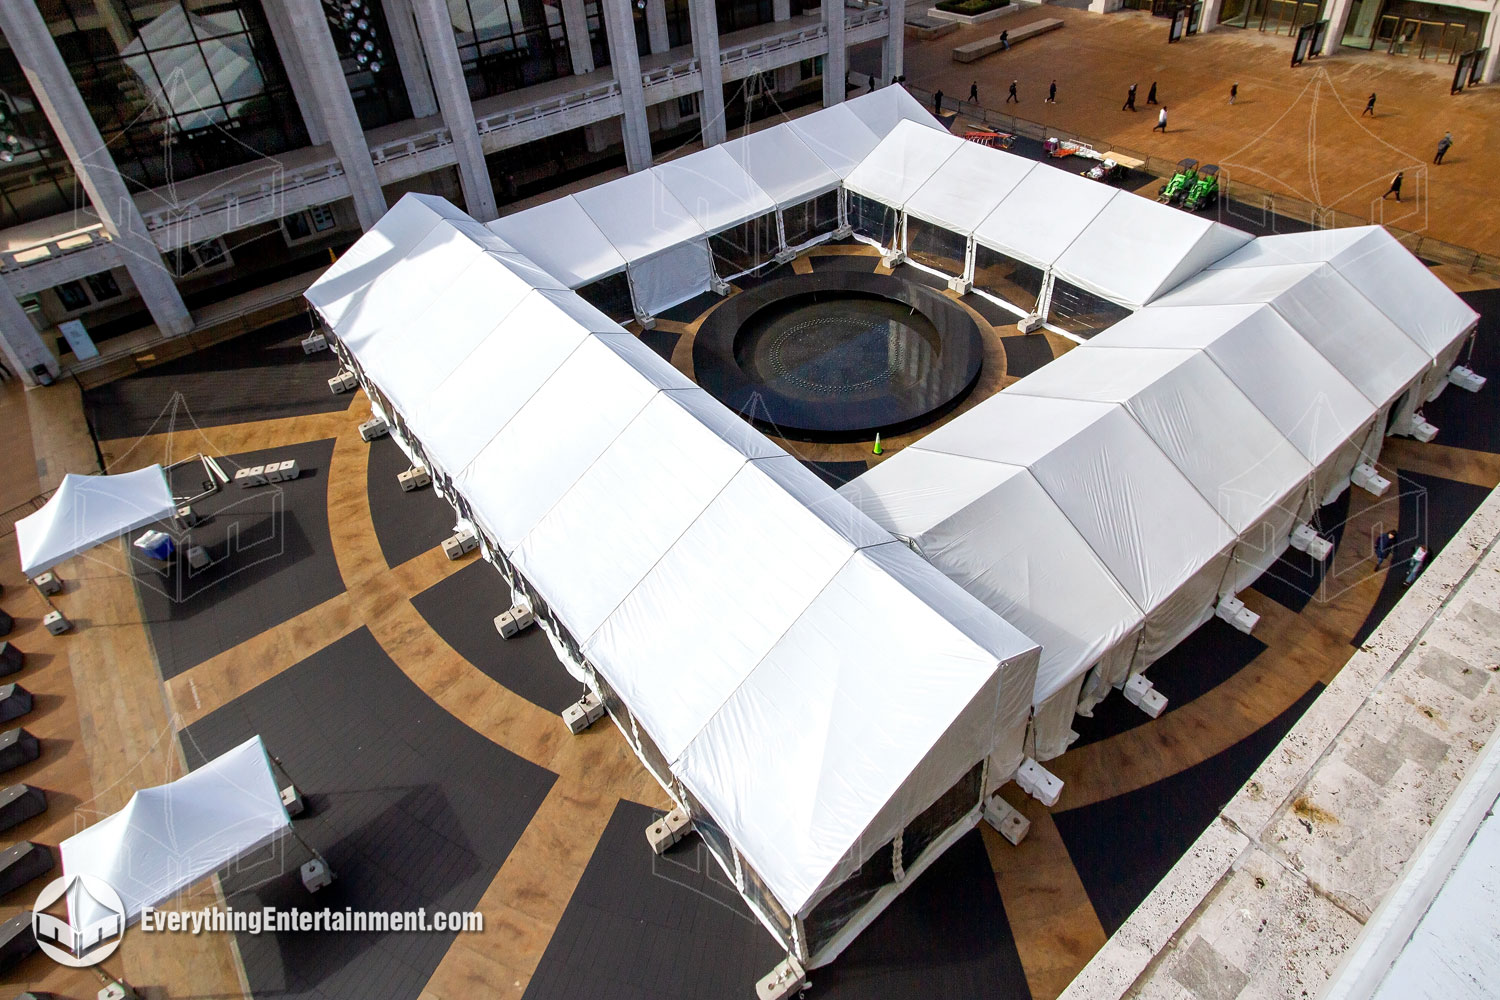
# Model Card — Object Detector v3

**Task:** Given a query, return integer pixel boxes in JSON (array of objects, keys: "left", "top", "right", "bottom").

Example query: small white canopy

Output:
[
  {"left": 1207, "top": 227, "right": 1479, "bottom": 362},
  {"left": 1154, "top": 261, "right": 1432, "bottom": 410},
  {"left": 787, "top": 103, "right": 881, "bottom": 177},
  {"left": 844, "top": 119, "right": 968, "bottom": 209},
  {"left": 654, "top": 146, "right": 777, "bottom": 234},
  {"left": 487, "top": 195, "right": 628, "bottom": 287},
  {"left": 572, "top": 169, "right": 708, "bottom": 263},
  {"left": 61, "top": 736, "right": 289, "bottom": 926},
  {"left": 722, "top": 125, "right": 842, "bottom": 208},
  {"left": 841, "top": 450, "right": 1144, "bottom": 706},
  {"left": 845, "top": 84, "right": 951, "bottom": 138},
  {"left": 971, "top": 166, "right": 1117, "bottom": 270},
  {"left": 904, "top": 141, "right": 1036, "bottom": 234},
  {"left": 1050, "top": 194, "right": 1252, "bottom": 308},
  {"left": 17, "top": 466, "right": 174, "bottom": 578}
]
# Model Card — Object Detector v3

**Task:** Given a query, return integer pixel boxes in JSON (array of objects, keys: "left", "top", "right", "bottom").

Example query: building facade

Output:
[{"left": 0, "top": 0, "right": 904, "bottom": 385}]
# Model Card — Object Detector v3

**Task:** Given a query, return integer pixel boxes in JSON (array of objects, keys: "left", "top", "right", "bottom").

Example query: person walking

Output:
[
  {"left": 1047, "top": 79, "right": 1057, "bottom": 103},
  {"left": 1000, "top": 29, "right": 1009, "bottom": 49},
  {"left": 1229, "top": 82, "right": 1238, "bottom": 105},
  {"left": 1146, "top": 80, "right": 1158, "bottom": 104},
  {"left": 1006, "top": 80, "right": 1019, "bottom": 104},
  {"left": 1362, "top": 92, "right": 1377, "bottom": 117},
  {"left": 1154, "top": 106, "right": 1168, "bottom": 132},
  {"left": 1404, "top": 545, "right": 1428, "bottom": 585},
  {"left": 1382, "top": 171, "right": 1403, "bottom": 202},
  {"left": 868, "top": 76, "right": 875, "bottom": 93},
  {"left": 933, "top": 89, "right": 944, "bottom": 114},
  {"left": 1373, "top": 529, "right": 1398, "bottom": 568},
  {"left": 969, "top": 81, "right": 979, "bottom": 103},
  {"left": 1434, "top": 131, "right": 1453, "bottom": 164},
  {"left": 1123, "top": 83, "right": 1137, "bottom": 111}
]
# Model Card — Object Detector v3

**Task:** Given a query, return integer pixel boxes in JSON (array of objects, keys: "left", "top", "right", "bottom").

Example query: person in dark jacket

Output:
[
  {"left": 1146, "top": 80, "right": 1158, "bottom": 104},
  {"left": 1435, "top": 131, "right": 1453, "bottom": 164},
  {"left": 1374, "top": 529, "right": 1398, "bottom": 568},
  {"left": 969, "top": 81, "right": 979, "bottom": 103},
  {"left": 1362, "top": 92, "right": 1376, "bottom": 117},
  {"left": 1123, "top": 83, "right": 1137, "bottom": 111},
  {"left": 933, "top": 89, "right": 944, "bottom": 114},
  {"left": 1006, "top": 80, "right": 1019, "bottom": 104},
  {"left": 1382, "top": 171, "right": 1403, "bottom": 202},
  {"left": 1047, "top": 79, "right": 1057, "bottom": 103}
]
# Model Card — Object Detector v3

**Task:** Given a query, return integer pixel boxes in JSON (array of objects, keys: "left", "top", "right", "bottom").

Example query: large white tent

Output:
[
  {"left": 486, "top": 195, "right": 627, "bottom": 288},
  {"left": 722, "top": 126, "right": 842, "bottom": 209},
  {"left": 16, "top": 466, "right": 175, "bottom": 578},
  {"left": 307, "top": 193, "right": 1040, "bottom": 968},
  {"left": 61, "top": 736, "right": 289, "bottom": 926}
]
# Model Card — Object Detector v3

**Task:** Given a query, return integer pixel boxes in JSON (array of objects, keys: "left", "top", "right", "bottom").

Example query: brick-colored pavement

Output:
[{"left": 877, "top": 7, "right": 1500, "bottom": 256}]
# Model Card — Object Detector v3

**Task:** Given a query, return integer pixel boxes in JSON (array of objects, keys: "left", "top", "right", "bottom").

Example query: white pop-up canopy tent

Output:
[
  {"left": 1006, "top": 345, "right": 1314, "bottom": 594},
  {"left": 306, "top": 193, "right": 1041, "bottom": 968},
  {"left": 1088, "top": 303, "right": 1378, "bottom": 506},
  {"left": 60, "top": 736, "right": 289, "bottom": 926},
  {"left": 17, "top": 466, "right": 175, "bottom": 578}
]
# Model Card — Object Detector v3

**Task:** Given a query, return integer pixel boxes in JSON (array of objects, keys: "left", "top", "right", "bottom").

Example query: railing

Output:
[
  {"left": 642, "top": 58, "right": 700, "bottom": 87},
  {"left": 911, "top": 87, "right": 1500, "bottom": 277},
  {"left": 474, "top": 80, "right": 622, "bottom": 136},
  {"left": 138, "top": 162, "right": 345, "bottom": 236},
  {"left": 369, "top": 125, "right": 454, "bottom": 164},
  {"left": 0, "top": 224, "right": 111, "bottom": 273},
  {"left": 723, "top": 23, "right": 829, "bottom": 67}
]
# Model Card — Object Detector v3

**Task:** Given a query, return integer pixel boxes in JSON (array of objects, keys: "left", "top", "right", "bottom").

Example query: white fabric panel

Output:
[
  {"left": 1134, "top": 551, "right": 1229, "bottom": 667},
  {"left": 787, "top": 104, "right": 881, "bottom": 177},
  {"left": 410, "top": 291, "right": 611, "bottom": 478},
  {"left": 971, "top": 167, "right": 1118, "bottom": 269},
  {"left": 627, "top": 238, "right": 714, "bottom": 315},
  {"left": 1208, "top": 227, "right": 1479, "bottom": 361},
  {"left": 843, "top": 84, "right": 950, "bottom": 138},
  {"left": 844, "top": 119, "right": 966, "bottom": 208},
  {"left": 1089, "top": 304, "right": 1374, "bottom": 469},
  {"left": 1032, "top": 673, "right": 1086, "bottom": 762},
  {"left": 573, "top": 170, "right": 707, "bottom": 262},
  {"left": 676, "top": 543, "right": 1034, "bottom": 916},
  {"left": 1009, "top": 346, "right": 1312, "bottom": 533},
  {"left": 306, "top": 194, "right": 465, "bottom": 328},
  {"left": 60, "top": 736, "right": 288, "bottom": 926},
  {"left": 722, "top": 125, "right": 841, "bottom": 208},
  {"left": 654, "top": 146, "right": 777, "bottom": 234},
  {"left": 17, "top": 466, "right": 175, "bottom": 577},
  {"left": 904, "top": 142, "right": 1035, "bottom": 235},
  {"left": 1154, "top": 262, "right": 1432, "bottom": 409},
  {"left": 1050, "top": 195, "right": 1252, "bottom": 307},
  {"left": 842, "top": 450, "right": 1144, "bottom": 705},
  {"left": 488, "top": 195, "right": 628, "bottom": 286}
]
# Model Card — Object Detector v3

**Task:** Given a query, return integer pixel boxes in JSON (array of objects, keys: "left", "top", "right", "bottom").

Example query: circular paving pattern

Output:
[{"left": 693, "top": 271, "right": 985, "bottom": 441}]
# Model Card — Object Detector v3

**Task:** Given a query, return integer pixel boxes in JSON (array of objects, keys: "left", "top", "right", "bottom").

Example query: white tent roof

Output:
[
  {"left": 904, "top": 141, "right": 1036, "bottom": 233},
  {"left": 1050, "top": 194, "right": 1252, "bottom": 307},
  {"left": 1207, "top": 227, "right": 1479, "bottom": 360},
  {"left": 487, "top": 195, "right": 628, "bottom": 287},
  {"left": 971, "top": 166, "right": 1118, "bottom": 270},
  {"left": 786, "top": 103, "right": 882, "bottom": 177},
  {"left": 1007, "top": 345, "right": 1312, "bottom": 532},
  {"left": 722, "top": 125, "right": 841, "bottom": 208},
  {"left": 915, "top": 393, "right": 1236, "bottom": 611},
  {"left": 17, "top": 466, "right": 175, "bottom": 578},
  {"left": 841, "top": 450, "right": 1144, "bottom": 703},
  {"left": 654, "top": 145, "right": 778, "bottom": 234},
  {"left": 61, "top": 736, "right": 288, "bottom": 925},
  {"left": 308, "top": 200, "right": 1041, "bottom": 925},
  {"left": 844, "top": 84, "right": 951, "bottom": 138},
  {"left": 844, "top": 119, "right": 968, "bottom": 208},
  {"left": 572, "top": 168, "right": 708, "bottom": 262},
  {"left": 1153, "top": 261, "right": 1432, "bottom": 408},
  {"left": 1088, "top": 303, "right": 1375, "bottom": 467}
]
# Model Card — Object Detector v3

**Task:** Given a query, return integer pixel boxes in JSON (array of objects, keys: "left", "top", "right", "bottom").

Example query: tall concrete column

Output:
[
  {"left": 264, "top": 0, "right": 330, "bottom": 144},
  {"left": 285, "top": 0, "right": 389, "bottom": 230},
  {"left": 0, "top": 1, "right": 191, "bottom": 336},
  {"left": 601, "top": 0, "right": 654, "bottom": 171},
  {"left": 410, "top": 0, "right": 499, "bottom": 220},
  {"left": 562, "top": 0, "right": 596, "bottom": 74},
  {"left": 1318, "top": 0, "right": 1351, "bottom": 53},
  {"left": 1198, "top": 0, "right": 1224, "bottom": 31},
  {"left": 774, "top": 0, "right": 792, "bottom": 21},
  {"left": 382, "top": 0, "right": 441, "bottom": 117},
  {"left": 823, "top": 0, "right": 847, "bottom": 106},
  {"left": 883, "top": 0, "right": 905, "bottom": 83},
  {"left": 0, "top": 275, "right": 57, "bottom": 385},
  {"left": 688, "top": 0, "right": 726, "bottom": 146},
  {"left": 1481, "top": 11, "right": 1500, "bottom": 81},
  {"left": 646, "top": 0, "right": 671, "bottom": 52}
]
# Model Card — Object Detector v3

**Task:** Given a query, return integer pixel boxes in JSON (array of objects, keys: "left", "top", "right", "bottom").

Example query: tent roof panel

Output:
[
  {"left": 843, "top": 84, "right": 951, "bottom": 138},
  {"left": 654, "top": 145, "right": 777, "bottom": 233},
  {"left": 1051, "top": 195, "right": 1252, "bottom": 307},
  {"left": 844, "top": 119, "right": 967, "bottom": 208},
  {"left": 722, "top": 125, "right": 842, "bottom": 207},
  {"left": 572, "top": 170, "right": 707, "bottom": 261},
  {"left": 786, "top": 103, "right": 881, "bottom": 177},
  {"left": 971, "top": 167, "right": 1118, "bottom": 269},
  {"left": 904, "top": 141, "right": 1036, "bottom": 234},
  {"left": 17, "top": 466, "right": 175, "bottom": 578},
  {"left": 487, "top": 195, "right": 628, "bottom": 287}
]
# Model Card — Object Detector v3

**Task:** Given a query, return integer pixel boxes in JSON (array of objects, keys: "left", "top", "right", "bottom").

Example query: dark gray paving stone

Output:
[{"left": 366, "top": 436, "right": 457, "bottom": 570}]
